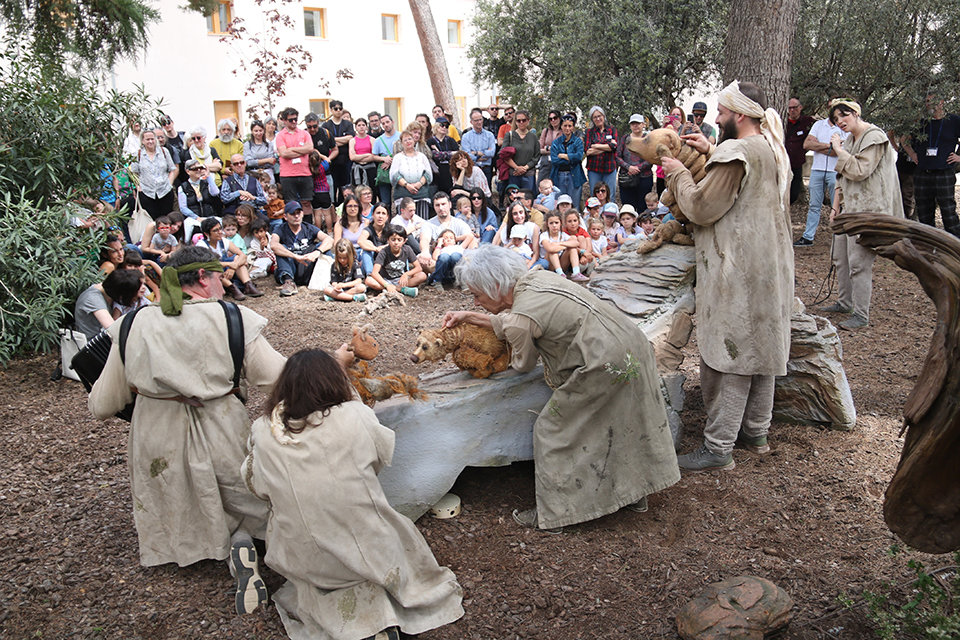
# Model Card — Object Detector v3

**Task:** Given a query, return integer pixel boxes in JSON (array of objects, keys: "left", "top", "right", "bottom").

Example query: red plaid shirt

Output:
[{"left": 584, "top": 125, "right": 619, "bottom": 174}]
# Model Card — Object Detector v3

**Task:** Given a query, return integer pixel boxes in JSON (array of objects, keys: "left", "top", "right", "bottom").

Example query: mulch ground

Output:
[{"left": 0, "top": 200, "right": 952, "bottom": 639}]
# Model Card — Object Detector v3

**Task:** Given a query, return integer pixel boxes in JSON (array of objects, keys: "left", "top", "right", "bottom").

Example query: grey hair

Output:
[
  {"left": 455, "top": 245, "right": 528, "bottom": 299},
  {"left": 190, "top": 125, "right": 207, "bottom": 137},
  {"left": 216, "top": 118, "right": 236, "bottom": 133}
]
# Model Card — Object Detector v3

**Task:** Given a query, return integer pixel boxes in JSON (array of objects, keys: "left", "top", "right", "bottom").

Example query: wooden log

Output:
[{"left": 832, "top": 213, "right": 960, "bottom": 553}]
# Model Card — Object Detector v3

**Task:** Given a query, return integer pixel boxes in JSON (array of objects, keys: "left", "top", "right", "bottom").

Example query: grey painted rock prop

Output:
[
  {"left": 775, "top": 299, "right": 857, "bottom": 430},
  {"left": 676, "top": 575, "right": 794, "bottom": 640}
]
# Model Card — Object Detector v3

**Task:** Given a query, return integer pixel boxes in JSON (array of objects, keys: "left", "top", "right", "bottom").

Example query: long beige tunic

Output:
[
  {"left": 834, "top": 125, "right": 904, "bottom": 217},
  {"left": 244, "top": 402, "right": 463, "bottom": 640},
  {"left": 666, "top": 135, "right": 794, "bottom": 376},
  {"left": 490, "top": 271, "right": 680, "bottom": 530},
  {"left": 89, "top": 299, "right": 286, "bottom": 567}
]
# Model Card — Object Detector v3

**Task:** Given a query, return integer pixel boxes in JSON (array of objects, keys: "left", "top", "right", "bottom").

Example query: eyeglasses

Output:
[
  {"left": 515, "top": 117, "right": 529, "bottom": 123},
  {"left": 306, "top": 123, "right": 319, "bottom": 129},
  {"left": 286, "top": 117, "right": 298, "bottom": 123},
  {"left": 332, "top": 106, "right": 343, "bottom": 112},
  {"left": 505, "top": 111, "right": 515, "bottom": 117},
  {"left": 231, "top": 161, "right": 245, "bottom": 166},
  {"left": 548, "top": 115, "right": 560, "bottom": 120},
  {"left": 192, "top": 136, "right": 203, "bottom": 141},
  {"left": 187, "top": 166, "right": 201, "bottom": 171},
  {"left": 561, "top": 115, "right": 576, "bottom": 123},
  {"left": 471, "top": 195, "right": 483, "bottom": 200}
]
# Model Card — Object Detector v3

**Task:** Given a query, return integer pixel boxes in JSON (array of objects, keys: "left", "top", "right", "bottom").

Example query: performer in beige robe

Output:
[
  {"left": 89, "top": 246, "right": 286, "bottom": 614},
  {"left": 444, "top": 247, "right": 680, "bottom": 532},
  {"left": 820, "top": 98, "right": 904, "bottom": 330},
  {"left": 662, "top": 80, "right": 794, "bottom": 472},
  {"left": 244, "top": 395, "right": 464, "bottom": 640}
]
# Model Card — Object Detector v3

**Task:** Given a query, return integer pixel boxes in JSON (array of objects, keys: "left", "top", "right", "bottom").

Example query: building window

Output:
[
  {"left": 206, "top": 1, "right": 232, "bottom": 34},
  {"left": 304, "top": 8, "right": 326, "bottom": 38},
  {"left": 383, "top": 98, "right": 403, "bottom": 126},
  {"left": 309, "top": 99, "right": 330, "bottom": 121},
  {"left": 447, "top": 20, "right": 462, "bottom": 46},
  {"left": 381, "top": 14, "right": 398, "bottom": 42},
  {"left": 455, "top": 96, "right": 466, "bottom": 127}
]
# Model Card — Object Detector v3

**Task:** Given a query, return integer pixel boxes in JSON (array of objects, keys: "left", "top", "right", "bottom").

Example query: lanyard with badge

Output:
[{"left": 927, "top": 120, "right": 942, "bottom": 157}]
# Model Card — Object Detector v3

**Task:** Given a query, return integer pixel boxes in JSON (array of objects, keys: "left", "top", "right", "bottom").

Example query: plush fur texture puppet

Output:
[{"left": 410, "top": 324, "right": 511, "bottom": 379}]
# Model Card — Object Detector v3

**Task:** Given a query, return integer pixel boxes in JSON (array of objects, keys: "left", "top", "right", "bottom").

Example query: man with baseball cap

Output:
[
  {"left": 661, "top": 81, "right": 793, "bottom": 472},
  {"left": 691, "top": 101, "right": 716, "bottom": 144},
  {"left": 269, "top": 201, "right": 334, "bottom": 296}
]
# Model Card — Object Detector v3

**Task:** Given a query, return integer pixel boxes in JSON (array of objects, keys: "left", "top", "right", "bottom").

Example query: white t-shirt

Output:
[
  {"left": 423, "top": 216, "right": 472, "bottom": 245},
  {"left": 590, "top": 235, "right": 608, "bottom": 255},
  {"left": 540, "top": 230, "right": 571, "bottom": 259},
  {"left": 809, "top": 119, "right": 848, "bottom": 172},
  {"left": 508, "top": 242, "right": 533, "bottom": 259},
  {"left": 498, "top": 221, "right": 539, "bottom": 245}
]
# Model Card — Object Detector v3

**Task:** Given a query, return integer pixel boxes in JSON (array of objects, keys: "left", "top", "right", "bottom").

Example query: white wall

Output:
[{"left": 109, "top": 0, "right": 492, "bottom": 133}]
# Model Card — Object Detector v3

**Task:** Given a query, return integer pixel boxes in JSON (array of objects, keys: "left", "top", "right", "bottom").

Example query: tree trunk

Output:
[
  {"left": 408, "top": 0, "right": 459, "bottom": 129},
  {"left": 723, "top": 0, "right": 802, "bottom": 115}
]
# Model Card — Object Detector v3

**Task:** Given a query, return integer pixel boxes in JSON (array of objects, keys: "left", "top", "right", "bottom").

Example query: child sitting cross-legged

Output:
[
  {"left": 364, "top": 225, "right": 426, "bottom": 298},
  {"left": 616, "top": 205, "right": 643, "bottom": 247},
  {"left": 584, "top": 217, "right": 609, "bottom": 268},
  {"left": 248, "top": 217, "right": 277, "bottom": 279},
  {"left": 427, "top": 229, "right": 466, "bottom": 288},
  {"left": 537, "top": 211, "right": 589, "bottom": 281},
  {"left": 323, "top": 239, "right": 367, "bottom": 302}
]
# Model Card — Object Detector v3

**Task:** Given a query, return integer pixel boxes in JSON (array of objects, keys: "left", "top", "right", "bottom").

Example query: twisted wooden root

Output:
[{"left": 833, "top": 213, "right": 960, "bottom": 553}]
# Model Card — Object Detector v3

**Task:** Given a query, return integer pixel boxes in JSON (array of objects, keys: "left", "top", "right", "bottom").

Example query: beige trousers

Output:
[
  {"left": 701, "top": 358, "right": 775, "bottom": 456},
  {"left": 832, "top": 233, "right": 875, "bottom": 320}
]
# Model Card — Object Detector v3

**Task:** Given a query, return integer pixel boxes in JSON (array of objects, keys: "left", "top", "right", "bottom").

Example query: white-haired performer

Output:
[
  {"left": 443, "top": 245, "right": 680, "bottom": 533},
  {"left": 660, "top": 81, "right": 794, "bottom": 472}
]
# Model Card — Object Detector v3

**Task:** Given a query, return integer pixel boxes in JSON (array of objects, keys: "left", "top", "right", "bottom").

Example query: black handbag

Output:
[{"left": 72, "top": 301, "right": 245, "bottom": 422}]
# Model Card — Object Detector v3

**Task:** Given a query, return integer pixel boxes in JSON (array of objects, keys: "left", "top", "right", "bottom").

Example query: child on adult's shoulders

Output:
[
  {"left": 365, "top": 225, "right": 425, "bottom": 298},
  {"left": 324, "top": 239, "right": 367, "bottom": 302}
]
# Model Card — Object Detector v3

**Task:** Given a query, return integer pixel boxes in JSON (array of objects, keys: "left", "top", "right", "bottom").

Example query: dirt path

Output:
[{"left": 0, "top": 203, "right": 948, "bottom": 639}]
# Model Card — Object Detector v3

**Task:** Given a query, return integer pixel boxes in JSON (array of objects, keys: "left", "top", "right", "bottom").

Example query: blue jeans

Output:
[
  {"left": 361, "top": 250, "right": 375, "bottom": 276},
  {"left": 588, "top": 170, "right": 618, "bottom": 201},
  {"left": 430, "top": 252, "right": 462, "bottom": 284},
  {"left": 378, "top": 183, "right": 392, "bottom": 208},
  {"left": 480, "top": 228, "right": 497, "bottom": 244},
  {"left": 555, "top": 171, "right": 583, "bottom": 210},
  {"left": 509, "top": 173, "right": 536, "bottom": 193},
  {"left": 802, "top": 170, "right": 836, "bottom": 241},
  {"left": 533, "top": 257, "right": 550, "bottom": 270}
]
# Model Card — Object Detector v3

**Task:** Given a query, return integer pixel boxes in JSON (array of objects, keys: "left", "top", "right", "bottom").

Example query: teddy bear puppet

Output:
[{"left": 411, "top": 323, "right": 511, "bottom": 379}]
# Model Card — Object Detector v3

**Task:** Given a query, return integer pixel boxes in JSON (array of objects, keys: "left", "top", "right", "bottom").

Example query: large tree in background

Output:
[
  {"left": 468, "top": 0, "right": 727, "bottom": 127},
  {"left": 409, "top": 0, "right": 459, "bottom": 129},
  {"left": 0, "top": 0, "right": 156, "bottom": 71},
  {"left": 790, "top": 0, "right": 960, "bottom": 132},
  {"left": 723, "top": 0, "right": 802, "bottom": 115}
]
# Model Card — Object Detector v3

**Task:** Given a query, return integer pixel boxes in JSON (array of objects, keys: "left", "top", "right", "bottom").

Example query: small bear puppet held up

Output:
[
  {"left": 347, "top": 324, "right": 424, "bottom": 407},
  {"left": 411, "top": 324, "right": 511, "bottom": 379}
]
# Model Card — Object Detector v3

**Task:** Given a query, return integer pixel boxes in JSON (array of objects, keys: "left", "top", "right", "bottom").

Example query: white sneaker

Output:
[{"left": 230, "top": 540, "right": 268, "bottom": 614}]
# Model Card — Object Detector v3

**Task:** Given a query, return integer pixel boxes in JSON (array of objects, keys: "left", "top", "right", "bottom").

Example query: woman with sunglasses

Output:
[
  {"left": 449, "top": 150, "right": 490, "bottom": 200},
  {"left": 550, "top": 114, "right": 586, "bottom": 208},
  {"left": 244, "top": 120, "right": 277, "bottom": 185},
  {"left": 503, "top": 109, "right": 539, "bottom": 192},
  {"left": 538, "top": 110, "right": 563, "bottom": 183},
  {"left": 463, "top": 188, "right": 499, "bottom": 243}
]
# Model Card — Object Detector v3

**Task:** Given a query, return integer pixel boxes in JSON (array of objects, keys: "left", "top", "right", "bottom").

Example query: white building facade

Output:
[{"left": 110, "top": 0, "right": 494, "bottom": 134}]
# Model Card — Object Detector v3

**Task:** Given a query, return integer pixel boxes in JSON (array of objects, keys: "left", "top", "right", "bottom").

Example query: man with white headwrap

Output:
[{"left": 660, "top": 81, "right": 794, "bottom": 471}]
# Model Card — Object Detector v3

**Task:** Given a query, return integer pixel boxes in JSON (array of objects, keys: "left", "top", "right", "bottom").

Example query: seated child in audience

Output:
[
  {"left": 265, "top": 184, "right": 285, "bottom": 221},
  {"left": 112, "top": 261, "right": 150, "bottom": 318},
  {"left": 323, "top": 239, "right": 367, "bottom": 302},
  {"left": 601, "top": 203, "right": 622, "bottom": 252},
  {"left": 538, "top": 211, "right": 588, "bottom": 281},
  {"left": 638, "top": 212, "right": 656, "bottom": 240},
  {"left": 454, "top": 195, "right": 482, "bottom": 242},
  {"left": 390, "top": 197, "right": 425, "bottom": 254},
  {"left": 582, "top": 217, "right": 609, "bottom": 270},
  {"left": 555, "top": 194, "right": 574, "bottom": 220},
  {"left": 532, "top": 178, "right": 560, "bottom": 213},
  {"left": 221, "top": 214, "right": 247, "bottom": 253},
  {"left": 120, "top": 249, "right": 161, "bottom": 301},
  {"left": 142, "top": 215, "right": 179, "bottom": 265},
  {"left": 365, "top": 225, "right": 425, "bottom": 298},
  {"left": 248, "top": 218, "right": 277, "bottom": 279},
  {"left": 563, "top": 210, "right": 590, "bottom": 255},
  {"left": 643, "top": 191, "right": 660, "bottom": 216},
  {"left": 582, "top": 197, "right": 602, "bottom": 225},
  {"left": 506, "top": 224, "right": 533, "bottom": 260},
  {"left": 429, "top": 229, "right": 465, "bottom": 271},
  {"left": 616, "top": 206, "right": 643, "bottom": 247}
]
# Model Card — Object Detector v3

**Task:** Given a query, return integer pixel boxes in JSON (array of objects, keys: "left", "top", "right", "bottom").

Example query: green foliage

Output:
[
  {"left": 791, "top": 0, "right": 960, "bottom": 132},
  {"left": 0, "top": 48, "right": 162, "bottom": 366},
  {"left": 0, "top": 194, "right": 108, "bottom": 366},
  {"left": 844, "top": 548, "right": 960, "bottom": 640},
  {"left": 604, "top": 352, "right": 644, "bottom": 383},
  {"left": 0, "top": 50, "right": 164, "bottom": 208},
  {"left": 0, "top": 0, "right": 157, "bottom": 71},
  {"left": 468, "top": 0, "right": 727, "bottom": 128}
]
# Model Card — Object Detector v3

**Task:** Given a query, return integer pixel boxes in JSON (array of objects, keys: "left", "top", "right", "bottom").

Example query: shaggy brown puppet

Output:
[
  {"left": 344, "top": 325, "right": 425, "bottom": 406},
  {"left": 627, "top": 127, "right": 710, "bottom": 224},
  {"left": 833, "top": 213, "right": 960, "bottom": 553},
  {"left": 411, "top": 324, "right": 511, "bottom": 379}
]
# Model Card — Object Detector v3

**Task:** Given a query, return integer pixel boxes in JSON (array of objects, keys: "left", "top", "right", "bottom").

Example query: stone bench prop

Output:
[{"left": 377, "top": 241, "right": 855, "bottom": 520}]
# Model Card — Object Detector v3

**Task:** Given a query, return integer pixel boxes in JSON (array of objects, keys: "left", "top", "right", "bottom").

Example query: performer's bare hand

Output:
[
  {"left": 680, "top": 132, "right": 710, "bottom": 154},
  {"left": 660, "top": 156, "right": 684, "bottom": 174},
  {"left": 442, "top": 311, "right": 468, "bottom": 328},
  {"left": 333, "top": 342, "right": 354, "bottom": 368}
]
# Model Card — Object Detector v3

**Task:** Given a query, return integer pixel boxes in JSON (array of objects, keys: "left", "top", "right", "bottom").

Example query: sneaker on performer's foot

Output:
[
  {"left": 839, "top": 314, "right": 868, "bottom": 330},
  {"left": 677, "top": 444, "right": 735, "bottom": 472},
  {"left": 819, "top": 301, "right": 852, "bottom": 314},
  {"left": 511, "top": 507, "right": 563, "bottom": 534},
  {"left": 230, "top": 539, "right": 268, "bottom": 614},
  {"left": 735, "top": 430, "right": 770, "bottom": 454},
  {"left": 623, "top": 496, "right": 648, "bottom": 513},
  {"left": 793, "top": 237, "right": 813, "bottom": 247}
]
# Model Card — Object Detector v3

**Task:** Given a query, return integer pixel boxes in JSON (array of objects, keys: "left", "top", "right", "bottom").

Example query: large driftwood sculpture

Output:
[{"left": 833, "top": 213, "right": 960, "bottom": 553}]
